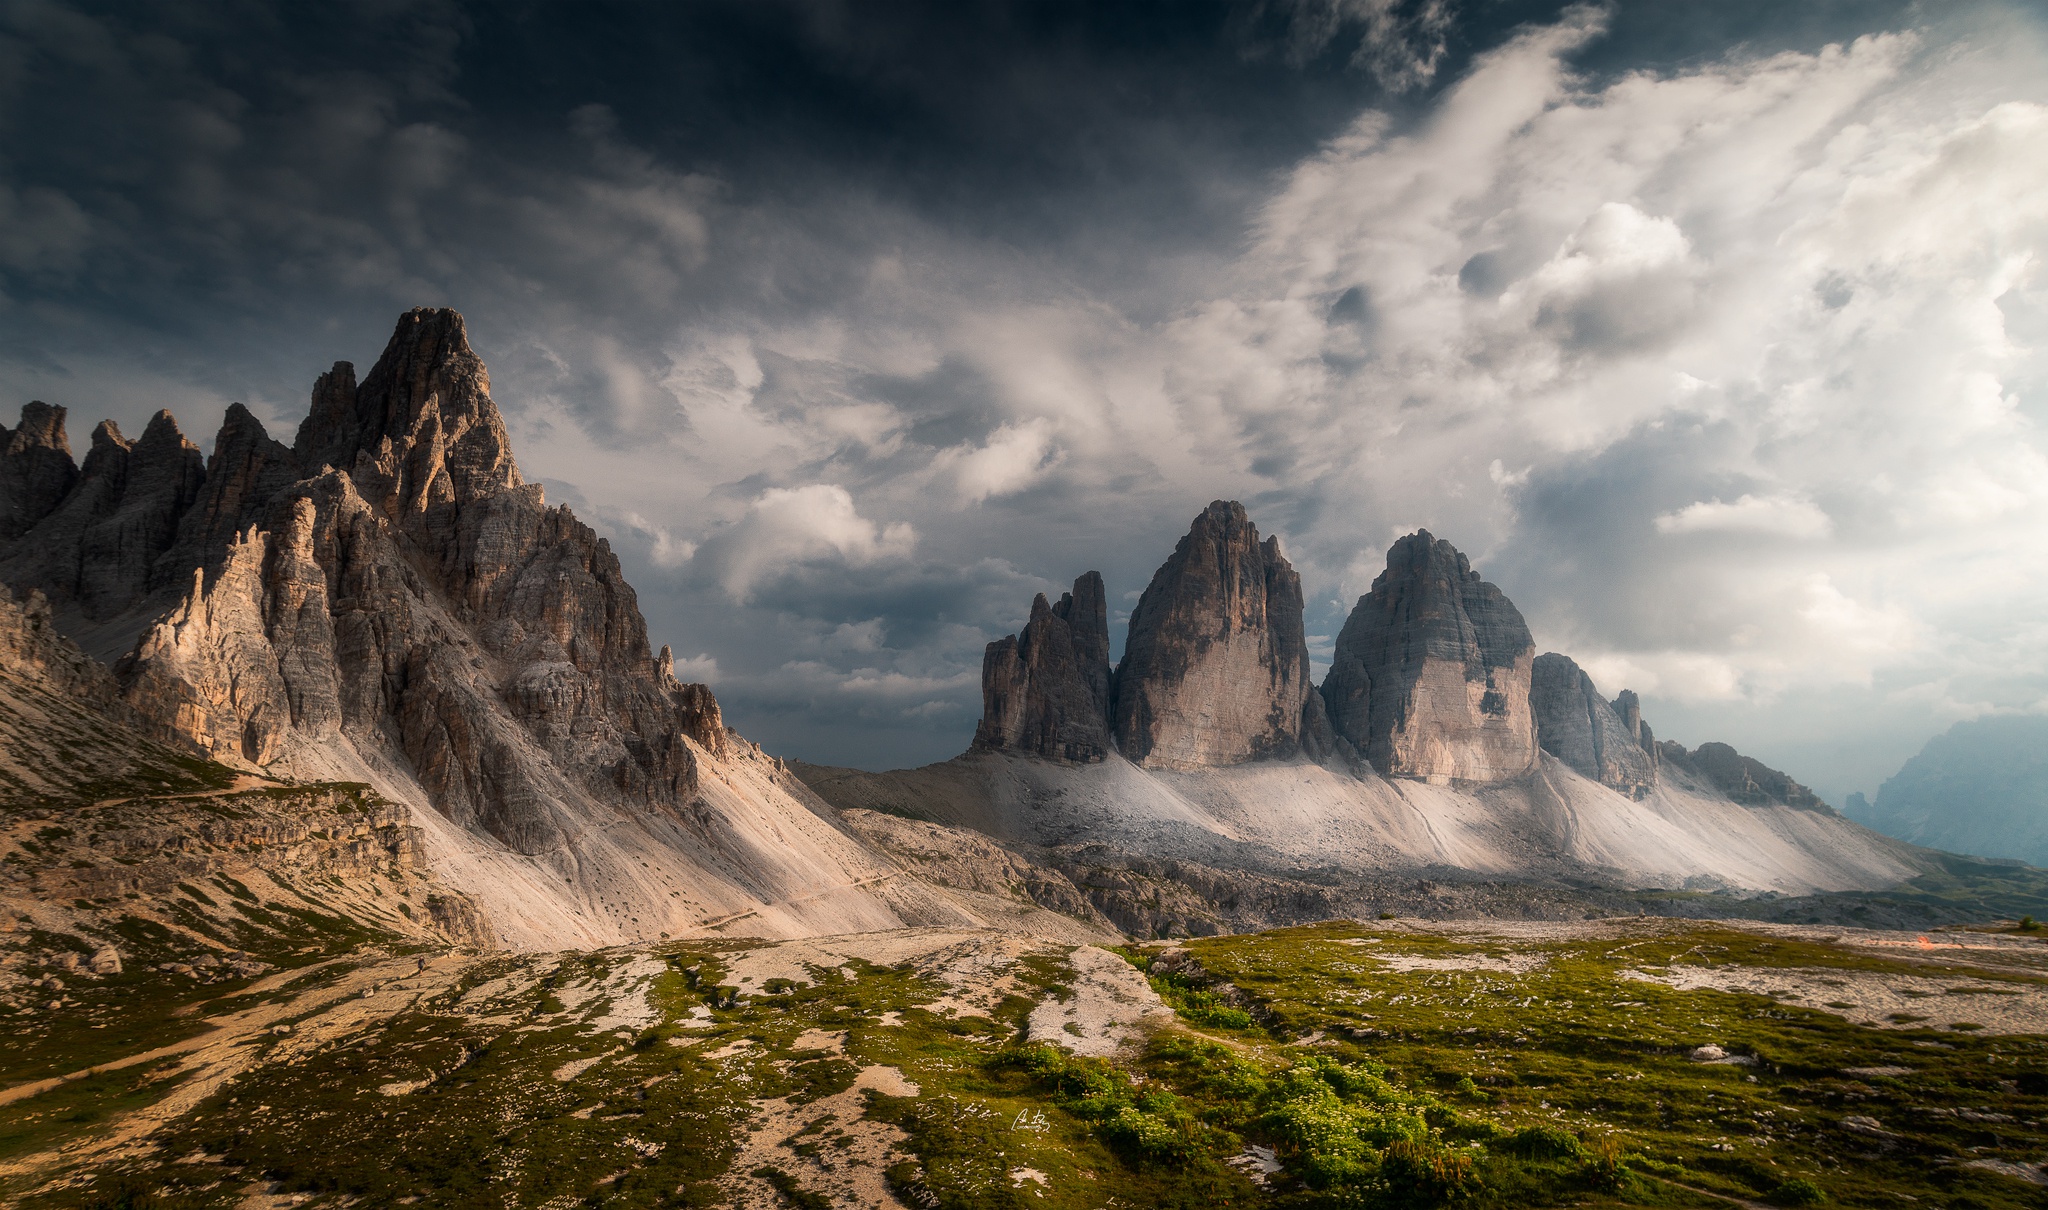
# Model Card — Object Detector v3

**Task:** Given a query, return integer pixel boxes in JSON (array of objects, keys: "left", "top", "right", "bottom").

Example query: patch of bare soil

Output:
[
  {"left": 1620, "top": 963, "right": 2048, "bottom": 1033},
  {"left": 721, "top": 1064, "right": 922, "bottom": 1209},
  {"left": 1025, "top": 945, "right": 1174, "bottom": 1059}
]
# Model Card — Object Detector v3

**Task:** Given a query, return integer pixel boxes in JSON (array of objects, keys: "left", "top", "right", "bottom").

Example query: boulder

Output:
[
  {"left": 1322, "top": 531, "right": 1535, "bottom": 783},
  {"left": 1112, "top": 501, "right": 1327, "bottom": 769},
  {"left": 973, "top": 572, "right": 1114, "bottom": 762},
  {"left": 1530, "top": 653, "right": 1655, "bottom": 798}
]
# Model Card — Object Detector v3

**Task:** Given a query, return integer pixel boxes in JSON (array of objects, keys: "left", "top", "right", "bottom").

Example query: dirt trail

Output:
[{"left": 0, "top": 951, "right": 463, "bottom": 1184}]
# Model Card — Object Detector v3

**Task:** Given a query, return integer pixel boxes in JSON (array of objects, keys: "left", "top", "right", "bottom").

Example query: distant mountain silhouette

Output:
[{"left": 1849, "top": 715, "right": 2048, "bottom": 866}]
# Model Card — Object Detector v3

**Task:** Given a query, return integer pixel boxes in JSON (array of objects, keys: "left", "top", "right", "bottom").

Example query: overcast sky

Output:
[{"left": 4, "top": 0, "right": 2046, "bottom": 805}]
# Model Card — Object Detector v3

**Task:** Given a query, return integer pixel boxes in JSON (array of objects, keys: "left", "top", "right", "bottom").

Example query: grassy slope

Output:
[{"left": 10, "top": 920, "right": 2046, "bottom": 1210}]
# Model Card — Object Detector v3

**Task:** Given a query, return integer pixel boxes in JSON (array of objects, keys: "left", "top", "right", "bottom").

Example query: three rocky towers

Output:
[{"left": 974, "top": 499, "right": 1666, "bottom": 795}]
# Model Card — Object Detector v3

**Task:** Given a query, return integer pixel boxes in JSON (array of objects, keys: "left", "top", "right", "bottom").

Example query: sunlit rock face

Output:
[
  {"left": 0, "top": 309, "right": 945, "bottom": 949},
  {"left": 1322, "top": 531, "right": 1536, "bottom": 784},
  {"left": 1111, "top": 500, "right": 1330, "bottom": 769},
  {"left": 974, "top": 572, "right": 1115, "bottom": 763},
  {"left": 1531, "top": 653, "right": 1656, "bottom": 799}
]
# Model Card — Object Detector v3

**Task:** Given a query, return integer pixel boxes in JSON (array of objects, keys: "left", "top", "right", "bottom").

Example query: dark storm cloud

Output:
[{"left": 2, "top": 0, "right": 2043, "bottom": 788}]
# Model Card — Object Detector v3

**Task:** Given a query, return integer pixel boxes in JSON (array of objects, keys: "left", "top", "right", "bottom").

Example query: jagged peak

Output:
[
  {"left": 6, "top": 401, "right": 71, "bottom": 457},
  {"left": 89, "top": 418, "right": 129, "bottom": 453},
  {"left": 293, "top": 307, "right": 521, "bottom": 506},
  {"left": 135, "top": 408, "right": 200, "bottom": 458}
]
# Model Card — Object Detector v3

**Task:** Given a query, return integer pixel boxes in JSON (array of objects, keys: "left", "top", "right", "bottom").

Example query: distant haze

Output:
[
  {"left": 3, "top": 1, "right": 2046, "bottom": 796},
  {"left": 1848, "top": 716, "right": 2048, "bottom": 866}
]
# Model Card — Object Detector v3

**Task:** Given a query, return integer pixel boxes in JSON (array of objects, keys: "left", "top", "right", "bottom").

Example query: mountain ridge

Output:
[{"left": 0, "top": 309, "right": 1951, "bottom": 955}]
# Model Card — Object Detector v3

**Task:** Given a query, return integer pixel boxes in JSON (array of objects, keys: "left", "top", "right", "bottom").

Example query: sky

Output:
[{"left": 4, "top": 0, "right": 2047, "bottom": 808}]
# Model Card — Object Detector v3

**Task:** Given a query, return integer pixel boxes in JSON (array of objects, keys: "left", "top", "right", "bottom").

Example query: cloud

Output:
[
  {"left": 1654, "top": 493, "right": 1834, "bottom": 539},
  {"left": 1264, "top": 0, "right": 1458, "bottom": 92},
  {"left": 934, "top": 417, "right": 1065, "bottom": 503},
  {"left": 694, "top": 484, "right": 916, "bottom": 603},
  {"left": 6, "top": 1, "right": 2048, "bottom": 786}
]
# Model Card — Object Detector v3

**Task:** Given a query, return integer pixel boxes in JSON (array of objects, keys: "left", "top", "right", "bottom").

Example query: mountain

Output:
[
  {"left": 0, "top": 309, "right": 1061, "bottom": 950},
  {"left": 971, "top": 571, "right": 1115, "bottom": 762},
  {"left": 1323, "top": 530, "right": 1536, "bottom": 783},
  {"left": 797, "top": 508, "right": 1920, "bottom": 934},
  {"left": 1112, "top": 501, "right": 1331, "bottom": 768},
  {"left": 1848, "top": 715, "right": 2048, "bottom": 865},
  {"left": 0, "top": 314, "right": 1932, "bottom": 954},
  {"left": 1531, "top": 652, "right": 1656, "bottom": 798}
]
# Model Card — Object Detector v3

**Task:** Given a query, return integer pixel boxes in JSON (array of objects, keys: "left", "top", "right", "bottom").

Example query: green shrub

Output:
[
  {"left": 1500, "top": 1125, "right": 1584, "bottom": 1161},
  {"left": 1770, "top": 1177, "right": 1827, "bottom": 1206},
  {"left": 1381, "top": 1137, "right": 1478, "bottom": 1205}
]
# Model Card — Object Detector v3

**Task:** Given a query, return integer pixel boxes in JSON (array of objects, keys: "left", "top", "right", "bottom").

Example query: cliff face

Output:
[
  {"left": 973, "top": 572, "right": 1114, "bottom": 763},
  {"left": 0, "top": 402, "right": 79, "bottom": 541},
  {"left": 1530, "top": 653, "right": 1656, "bottom": 798},
  {"left": 1112, "top": 501, "right": 1329, "bottom": 769},
  {"left": 1672, "top": 742, "right": 1831, "bottom": 813},
  {"left": 1322, "top": 531, "right": 1535, "bottom": 783},
  {"left": 0, "top": 411, "right": 206, "bottom": 626},
  {"left": 0, "top": 308, "right": 952, "bottom": 949}
]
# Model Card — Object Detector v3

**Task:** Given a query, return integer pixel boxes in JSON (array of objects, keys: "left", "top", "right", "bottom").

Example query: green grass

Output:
[{"left": 9, "top": 922, "right": 2047, "bottom": 1209}]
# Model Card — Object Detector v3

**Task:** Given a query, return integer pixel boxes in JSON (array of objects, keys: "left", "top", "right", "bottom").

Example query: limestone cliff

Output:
[
  {"left": 0, "top": 402, "right": 79, "bottom": 541},
  {"left": 0, "top": 410, "right": 206, "bottom": 627},
  {"left": 1112, "top": 501, "right": 1329, "bottom": 768},
  {"left": 1530, "top": 653, "right": 1655, "bottom": 798},
  {"left": 0, "top": 308, "right": 970, "bottom": 948},
  {"left": 973, "top": 572, "right": 1114, "bottom": 762},
  {"left": 1322, "top": 531, "right": 1535, "bottom": 783},
  {"left": 1667, "top": 741, "right": 1832, "bottom": 813}
]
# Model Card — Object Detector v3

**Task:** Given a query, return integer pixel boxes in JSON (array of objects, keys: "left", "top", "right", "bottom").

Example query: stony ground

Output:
[{"left": 2, "top": 916, "right": 2046, "bottom": 1209}]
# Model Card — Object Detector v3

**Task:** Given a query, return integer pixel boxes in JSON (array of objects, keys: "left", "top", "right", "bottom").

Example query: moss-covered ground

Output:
[{"left": 6, "top": 920, "right": 2045, "bottom": 1209}]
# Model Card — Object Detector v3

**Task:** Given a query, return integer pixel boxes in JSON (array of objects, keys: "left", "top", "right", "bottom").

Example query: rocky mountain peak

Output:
[
  {"left": 1530, "top": 652, "right": 1655, "bottom": 797},
  {"left": 1672, "top": 742, "right": 1831, "bottom": 813},
  {"left": 293, "top": 307, "right": 521, "bottom": 520},
  {"left": 0, "top": 406, "right": 205, "bottom": 625},
  {"left": 1322, "top": 529, "right": 1536, "bottom": 783},
  {"left": 1112, "top": 501, "right": 1328, "bottom": 768},
  {"left": 974, "top": 572, "right": 1114, "bottom": 763},
  {"left": 0, "top": 401, "right": 80, "bottom": 541}
]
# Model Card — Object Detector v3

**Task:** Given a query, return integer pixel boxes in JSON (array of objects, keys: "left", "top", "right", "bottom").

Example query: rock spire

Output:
[
  {"left": 974, "top": 572, "right": 1114, "bottom": 763},
  {"left": 1111, "top": 501, "right": 1329, "bottom": 769},
  {"left": 1321, "top": 531, "right": 1536, "bottom": 783},
  {"left": 1529, "top": 653, "right": 1655, "bottom": 798},
  {"left": 0, "top": 402, "right": 80, "bottom": 541}
]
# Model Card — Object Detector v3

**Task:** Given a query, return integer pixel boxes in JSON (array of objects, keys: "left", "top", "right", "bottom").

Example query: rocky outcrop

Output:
[
  {"left": 1322, "top": 531, "right": 1535, "bottom": 784},
  {"left": 0, "top": 410, "right": 207, "bottom": 623},
  {"left": 1111, "top": 501, "right": 1328, "bottom": 769},
  {"left": 973, "top": 572, "right": 1114, "bottom": 763},
  {"left": 0, "top": 402, "right": 79, "bottom": 541},
  {"left": 1671, "top": 741, "right": 1831, "bottom": 813},
  {"left": 1610, "top": 689, "right": 1659, "bottom": 777},
  {"left": 1, "top": 307, "right": 948, "bottom": 949},
  {"left": 1530, "top": 653, "right": 1655, "bottom": 798}
]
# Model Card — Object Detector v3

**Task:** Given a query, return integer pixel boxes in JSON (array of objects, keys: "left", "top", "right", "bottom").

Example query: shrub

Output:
[
  {"left": 1500, "top": 1125, "right": 1584, "bottom": 1161},
  {"left": 1770, "top": 1177, "right": 1827, "bottom": 1206},
  {"left": 1381, "top": 1137, "right": 1478, "bottom": 1206},
  {"left": 1579, "top": 1137, "right": 1630, "bottom": 1191}
]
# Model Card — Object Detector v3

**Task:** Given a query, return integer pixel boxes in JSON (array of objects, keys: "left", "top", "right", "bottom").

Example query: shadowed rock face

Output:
[
  {"left": 0, "top": 402, "right": 80, "bottom": 541},
  {"left": 1323, "top": 531, "right": 1535, "bottom": 783},
  {"left": 0, "top": 410, "right": 206, "bottom": 623},
  {"left": 1674, "top": 742, "right": 1831, "bottom": 813},
  {"left": 1112, "top": 501, "right": 1329, "bottom": 769},
  {"left": 1531, "top": 653, "right": 1655, "bottom": 798},
  {"left": 974, "top": 572, "right": 1114, "bottom": 763}
]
